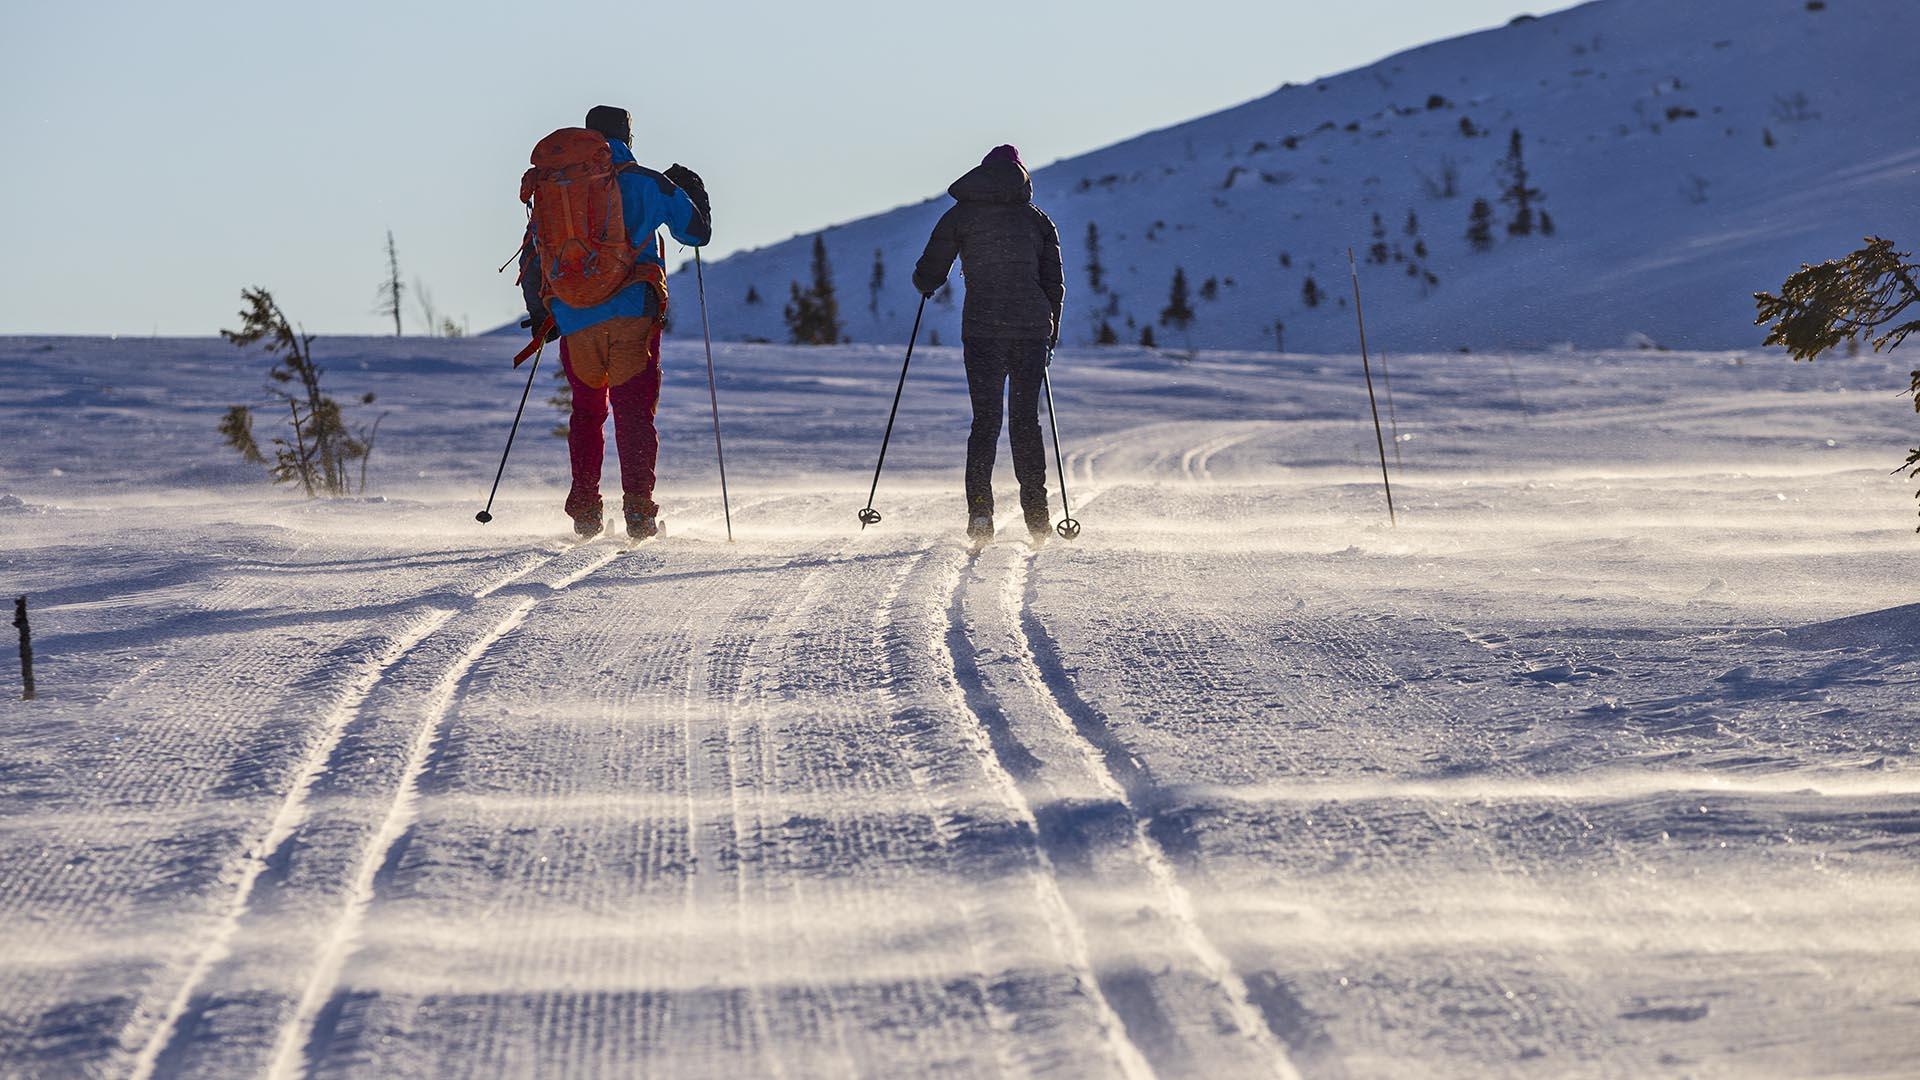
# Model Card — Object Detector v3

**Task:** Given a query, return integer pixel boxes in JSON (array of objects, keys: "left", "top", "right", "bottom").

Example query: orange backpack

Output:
[{"left": 519, "top": 128, "right": 645, "bottom": 310}]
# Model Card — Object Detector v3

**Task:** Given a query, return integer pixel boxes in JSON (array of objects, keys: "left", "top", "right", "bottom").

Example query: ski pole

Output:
[
  {"left": 693, "top": 250, "right": 735, "bottom": 542},
  {"left": 1380, "top": 349, "right": 1403, "bottom": 469},
  {"left": 857, "top": 296, "right": 926, "bottom": 529},
  {"left": 1346, "top": 249, "right": 1397, "bottom": 527},
  {"left": 1041, "top": 353, "right": 1081, "bottom": 540},
  {"left": 475, "top": 336, "right": 547, "bottom": 524}
]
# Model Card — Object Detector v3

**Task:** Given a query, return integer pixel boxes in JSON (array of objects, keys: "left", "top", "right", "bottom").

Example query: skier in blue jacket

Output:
[{"left": 520, "top": 105, "right": 711, "bottom": 538}]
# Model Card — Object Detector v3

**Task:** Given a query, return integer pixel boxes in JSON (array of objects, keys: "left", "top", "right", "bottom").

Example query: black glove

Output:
[
  {"left": 520, "top": 315, "right": 559, "bottom": 342},
  {"left": 664, "top": 163, "right": 711, "bottom": 227}
]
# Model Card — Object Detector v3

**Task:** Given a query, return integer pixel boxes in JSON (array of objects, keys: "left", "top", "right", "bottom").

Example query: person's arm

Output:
[
  {"left": 627, "top": 167, "right": 711, "bottom": 249},
  {"left": 517, "top": 227, "right": 554, "bottom": 333},
  {"left": 912, "top": 209, "right": 961, "bottom": 297},
  {"left": 662, "top": 164, "right": 712, "bottom": 247},
  {"left": 1036, "top": 209, "right": 1065, "bottom": 345}
]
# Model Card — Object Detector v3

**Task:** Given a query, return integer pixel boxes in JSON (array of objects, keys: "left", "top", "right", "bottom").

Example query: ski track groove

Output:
[
  {"left": 260, "top": 537, "right": 638, "bottom": 1079},
  {"left": 779, "top": 522, "right": 1029, "bottom": 1068},
  {"left": 921, "top": 548, "right": 1158, "bottom": 1080},
  {"left": 690, "top": 552, "right": 829, "bottom": 1079},
  {"left": 121, "top": 546, "right": 567, "bottom": 1080},
  {"left": 785, "top": 538, "right": 915, "bottom": 1075},
  {"left": 267, "top": 594, "right": 542, "bottom": 1080},
  {"left": 962, "top": 542, "right": 1299, "bottom": 1080},
  {"left": 673, "top": 539, "right": 852, "bottom": 1078}
]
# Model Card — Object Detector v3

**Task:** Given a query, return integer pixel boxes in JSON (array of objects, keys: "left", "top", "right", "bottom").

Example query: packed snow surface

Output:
[{"left": 1, "top": 332, "right": 1918, "bottom": 1078}]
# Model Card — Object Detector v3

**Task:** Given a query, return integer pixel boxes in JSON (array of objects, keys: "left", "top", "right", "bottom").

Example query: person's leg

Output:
[
  {"left": 562, "top": 334, "right": 612, "bottom": 522},
  {"left": 963, "top": 340, "right": 1010, "bottom": 524},
  {"left": 1005, "top": 341, "right": 1052, "bottom": 534},
  {"left": 605, "top": 317, "right": 663, "bottom": 524}
]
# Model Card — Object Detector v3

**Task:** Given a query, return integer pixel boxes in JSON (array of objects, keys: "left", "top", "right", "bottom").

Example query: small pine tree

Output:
[
  {"left": 375, "top": 231, "right": 404, "bottom": 337},
  {"left": 783, "top": 235, "right": 843, "bottom": 344},
  {"left": 868, "top": 248, "right": 885, "bottom": 317},
  {"left": 1085, "top": 222, "right": 1106, "bottom": 295},
  {"left": 221, "top": 288, "right": 382, "bottom": 496},
  {"left": 1302, "top": 275, "right": 1324, "bottom": 308},
  {"left": 1273, "top": 320, "right": 1286, "bottom": 352},
  {"left": 1467, "top": 199, "right": 1495, "bottom": 251},
  {"left": 1140, "top": 325, "right": 1157, "bottom": 348},
  {"left": 1404, "top": 210, "right": 1420, "bottom": 238},
  {"left": 812, "top": 236, "right": 842, "bottom": 341},
  {"left": 1755, "top": 236, "right": 1920, "bottom": 527},
  {"left": 1540, "top": 211, "right": 1557, "bottom": 237},
  {"left": 1096, "top": 319, "right": 1119, "bottom": 345},
  {"left": 1499, "top": 129, "right": 1543, "bottom": 237},
  {"left": 1160, "top": 267, "right": 1196, "bottom": 331},
  {"left": 1368, "top": 213, "right": 1391, "bottom": 265},
  {"left": 745, "top": 284, "right": 762, "bottom": 305},
  {"left": 1199, "top": 277, "right": 1219, "bottom": 302}
]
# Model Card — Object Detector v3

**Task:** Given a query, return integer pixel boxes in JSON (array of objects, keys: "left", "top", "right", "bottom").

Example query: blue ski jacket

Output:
[{"left": 522, "top": 138, "right": 710, "bottom": 335}]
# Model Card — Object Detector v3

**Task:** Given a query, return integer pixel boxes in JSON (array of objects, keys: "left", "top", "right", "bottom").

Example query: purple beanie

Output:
[{"left": 983, "top": 144, "right": 1024, "bottom": 168}]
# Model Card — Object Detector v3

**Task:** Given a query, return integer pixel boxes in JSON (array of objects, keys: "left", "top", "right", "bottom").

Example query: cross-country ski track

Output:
[{"left": 3, "top": 337, "right": 1918, "bottom": 1077}]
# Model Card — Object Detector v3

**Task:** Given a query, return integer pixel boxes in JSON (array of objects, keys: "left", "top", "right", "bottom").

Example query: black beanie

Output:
[{"left": 585, "top": 105, "right": 632, "bottom": 145}]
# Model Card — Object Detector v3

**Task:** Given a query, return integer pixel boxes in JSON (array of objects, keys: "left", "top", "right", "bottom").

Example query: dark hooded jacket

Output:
[{"left": 913, "top": 158, "right": 1064, "bottom": 343}]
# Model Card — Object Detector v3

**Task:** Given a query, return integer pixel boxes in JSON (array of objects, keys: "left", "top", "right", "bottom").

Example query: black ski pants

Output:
[{"left": 963, "top": 339, "right": 1051, "bottom": 531}]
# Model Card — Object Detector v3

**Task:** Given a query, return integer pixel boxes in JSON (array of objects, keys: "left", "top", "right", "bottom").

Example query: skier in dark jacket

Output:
[{"left": 912, "top": 145, "right": 1065, "bottom": 546}]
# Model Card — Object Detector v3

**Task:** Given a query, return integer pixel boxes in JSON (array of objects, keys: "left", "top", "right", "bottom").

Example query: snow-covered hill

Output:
[{"left": 667, "top": 0, "right": 1920, "bottom": 352}]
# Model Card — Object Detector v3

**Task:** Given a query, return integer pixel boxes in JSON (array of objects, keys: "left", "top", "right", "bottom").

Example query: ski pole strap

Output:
[{"left": 513, "top": 318, "right": 556, "bottom": 367}]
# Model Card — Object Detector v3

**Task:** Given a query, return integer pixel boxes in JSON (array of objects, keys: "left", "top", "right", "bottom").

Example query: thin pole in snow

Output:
[
  {"left": 1041, "top": 355, "right": 1081, "bottom": 540},
  {"left": 693, "top": 250, "right": 735, "bottom": 542},
  {"left": 858, "top": 296, "right": 927, "bottom": 529},
  {"left": 1380, "top": 349, "right": 1403, "bottom": 468},
  {"left": 14, "top": 597, "right": 33, "bottom": 701},
  {"left": 1347, "top": 249, "right": 1397, "bottom": 527},
  {"left": 475, "top": 338, "right": 545, "bottom": 524}
]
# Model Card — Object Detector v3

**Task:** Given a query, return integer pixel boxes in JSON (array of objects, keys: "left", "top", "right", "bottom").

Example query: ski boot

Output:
[
  {"left": 571, "top": 507, "right": 604, "bottom": 539},
  {"left": 966, "top": 515, "right": 994, "bottom": 552},
  {"left": 623, "top": 497, "right": 661, "bottom": 542},
  {"left": 1025, "top": 511, "right": 1052, "bottom": 549}
]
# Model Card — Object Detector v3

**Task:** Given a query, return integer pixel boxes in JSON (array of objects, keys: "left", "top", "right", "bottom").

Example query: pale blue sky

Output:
[{"left": 1, "top": 0, "right": 1567, "bottom": 335}]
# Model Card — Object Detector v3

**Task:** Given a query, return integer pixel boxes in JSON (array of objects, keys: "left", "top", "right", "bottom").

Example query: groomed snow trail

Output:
[
  {"left": 3, "top": 338, "right": 1918, "bottom": 1078},
  {"left": 951, "top": 541, "right": 1298, "bottom": 1078},
  {"left": 122, "top": 541, "right": 578, "bottom": 1079}
]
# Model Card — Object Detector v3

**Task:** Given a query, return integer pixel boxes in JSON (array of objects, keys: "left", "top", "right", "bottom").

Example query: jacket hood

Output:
[
  {"left": 949, "top": 157, "right": 1031, "bottom": 204},
  {"left": 607, "top": 138, "right": 637, "bottom": 164}
]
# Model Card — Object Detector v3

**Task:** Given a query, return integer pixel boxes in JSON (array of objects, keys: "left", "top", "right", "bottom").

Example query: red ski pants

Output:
[{"left": 560, "top": 316, "right": 662, "bottom": 519}]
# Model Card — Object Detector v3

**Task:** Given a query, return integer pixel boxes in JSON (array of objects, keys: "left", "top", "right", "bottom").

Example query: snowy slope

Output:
[
  {"left": 666, "top": 0, "right": 1920, "bottom": 352},
  {"left": 3, "top": 331, "right": 1918, "bottom": 1077}
]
